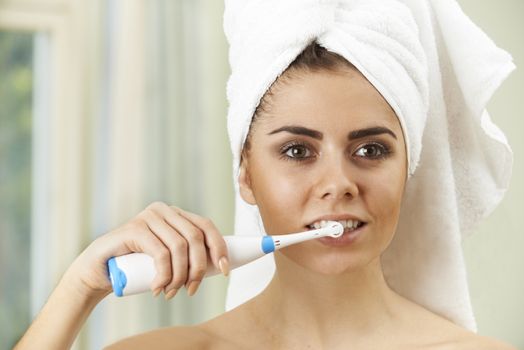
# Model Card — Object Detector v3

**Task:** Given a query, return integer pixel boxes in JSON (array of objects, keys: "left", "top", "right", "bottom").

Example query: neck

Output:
[{"left": 248, "top": 253, "right": 400, "bottom": 347}]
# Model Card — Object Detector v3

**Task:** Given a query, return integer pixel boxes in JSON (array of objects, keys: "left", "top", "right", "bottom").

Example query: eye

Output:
[
  {"left": 280, "top": 142, "right": 313, "bottom": 161},
  {"left": 354, "top": 142, "right": 389, "bottom": 159}
]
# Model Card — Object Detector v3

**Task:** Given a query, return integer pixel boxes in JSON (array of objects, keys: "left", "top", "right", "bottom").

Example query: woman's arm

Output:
[
  {"left": 13, "top": 202, "right": 229, "bottom": 350},
  {"left": 13, "top": 270, "right": 108, "bottom": 350}
]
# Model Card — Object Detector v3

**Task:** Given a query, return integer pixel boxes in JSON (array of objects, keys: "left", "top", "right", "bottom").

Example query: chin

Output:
[
  {"left": 310, "top": 251, "right": 374, "bottom": 275},
  {"left": 276, "top": 243, "right": 378, "bottom": 276}
]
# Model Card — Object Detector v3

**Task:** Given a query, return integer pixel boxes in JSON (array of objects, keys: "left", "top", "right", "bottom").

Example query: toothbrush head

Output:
[
  {"left": 262, "top": 221, "right": 345, "bottom": 252},
  {"left": 325, "top": 221, "right": 344, "bottom": 238}
]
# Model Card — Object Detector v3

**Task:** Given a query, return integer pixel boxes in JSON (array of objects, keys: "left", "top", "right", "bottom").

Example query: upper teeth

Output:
[{"left": 309, "top": 220, "right": 361, "bottom": 230}]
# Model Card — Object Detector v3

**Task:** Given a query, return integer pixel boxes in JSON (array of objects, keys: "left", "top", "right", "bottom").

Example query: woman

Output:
[
  {"left": 15, "top": 1, "right": 517, "bottom": 349},
  {"left": 15, "top": 42, "right": 516, "bottom": 350}
]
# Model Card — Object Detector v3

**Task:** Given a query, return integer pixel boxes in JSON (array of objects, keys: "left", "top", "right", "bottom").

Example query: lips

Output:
[
  {"left": 305, "top": 217, "right": 367, "bottom": 246},
  {"left": 306, "top": 218, "right": 366, "bottom": 232},
  {"left": 317, "top": 228, "right": 363, "bottom": 246}
]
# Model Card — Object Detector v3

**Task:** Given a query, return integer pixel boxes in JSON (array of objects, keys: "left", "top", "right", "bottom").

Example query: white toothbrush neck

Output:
[{"left": 273, "top": 223, "right": 341, "bottom": 250}]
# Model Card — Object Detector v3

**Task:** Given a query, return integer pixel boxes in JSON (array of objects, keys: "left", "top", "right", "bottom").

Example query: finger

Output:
[
  {"left": 177, "top": 208, "right": 229, "bottom": 276},
  {"left": 153, "top": 205, "right": 208, "bottom": 295},
  {"left": 118, "top": 219, "right": 173, "bottom": 293},
  {"left": 139, "top": 209, "right": 188, "bottom": 294}
]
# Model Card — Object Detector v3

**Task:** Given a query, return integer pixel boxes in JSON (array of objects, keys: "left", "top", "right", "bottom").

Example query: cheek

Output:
[
  {"left": 368, "top": 172, "right": 404, "bottom": 220},
  {"left": 371, "top": 184, "right": 401, "bottom": 214},
  {"left": 251, "top": 162, "right": 309, "bottom": 235},
  {"left": 362, "top": 170, "right": 405, "bottom": 250}
]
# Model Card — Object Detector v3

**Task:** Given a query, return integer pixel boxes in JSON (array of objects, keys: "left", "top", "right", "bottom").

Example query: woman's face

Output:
[{"left": 239, "top": 68, "right": 407, "bottom": 274}]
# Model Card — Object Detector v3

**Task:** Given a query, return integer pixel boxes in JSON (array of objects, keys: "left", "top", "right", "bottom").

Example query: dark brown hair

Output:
[{"left": 241, "top": 42, "right": 356, "bottom": 162}]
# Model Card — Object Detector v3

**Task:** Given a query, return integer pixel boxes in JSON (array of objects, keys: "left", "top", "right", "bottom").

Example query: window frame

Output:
[{"left": 0, "top": 2, "right": 91, "bottom": 348}]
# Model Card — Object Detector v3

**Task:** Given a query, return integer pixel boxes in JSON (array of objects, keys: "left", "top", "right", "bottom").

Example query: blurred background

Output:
[{"left": 0, "top": 0, "right": 522, "bottom": 349}]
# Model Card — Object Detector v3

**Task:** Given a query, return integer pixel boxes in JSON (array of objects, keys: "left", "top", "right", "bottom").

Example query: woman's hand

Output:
[
  {"left": 15, "top": 202, "right": 229, "bottom": 350},
  {"left": 68, "top": 201, "right": 230, "bottom": 300}
]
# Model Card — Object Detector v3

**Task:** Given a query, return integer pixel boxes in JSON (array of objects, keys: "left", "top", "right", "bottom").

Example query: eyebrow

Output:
[{"left": 267, "top": 125, "right": 397, "bottom": 141}]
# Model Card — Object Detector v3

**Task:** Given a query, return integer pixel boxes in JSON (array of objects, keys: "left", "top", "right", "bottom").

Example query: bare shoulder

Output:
[
  {"left": 417, "top": 312, "right": 516, "bottom": 350},
  {"left": 103, "top": 325, "right": 215, "bottom": 350},
  {"left": 395, "top": 295, "right": 516, "bottom": 350},
  {"left": 423, "top": 313, "right": 517, "bottom": 349},
  {"left": 451, "top": 332, "right": 517, "bottom": 350},
  {"left": 104, "top": 301, "right": 255, "bottom": 350}
]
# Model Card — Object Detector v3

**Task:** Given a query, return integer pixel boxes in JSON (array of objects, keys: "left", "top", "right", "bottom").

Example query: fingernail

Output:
[
  {"left": 218, "top": 256, "right": 230, "bottom": 277},
  {"left": 152, "top": 287, "right": 162, "bottom": 297},
  {"left": 187, "top": 281, "right": 201, "bottom": 296},
  {"left": 164, "top": 288, "right": 178, "bottom": 300}
]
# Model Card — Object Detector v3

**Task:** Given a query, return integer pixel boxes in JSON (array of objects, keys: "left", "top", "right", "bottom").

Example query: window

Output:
[
  {"left": 1, "top": 2, "right": 233, "bottom": 349},
  {"left": 0, "top": 30, "right": 34, "bottom": 350},
  {"left": 0, "top": 2, "right": 87, "bottom": 347}
]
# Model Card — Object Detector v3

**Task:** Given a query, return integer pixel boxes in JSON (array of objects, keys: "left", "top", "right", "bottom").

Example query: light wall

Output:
[{"left": 457, "top": 0, "right": 524, "bottom": 347}]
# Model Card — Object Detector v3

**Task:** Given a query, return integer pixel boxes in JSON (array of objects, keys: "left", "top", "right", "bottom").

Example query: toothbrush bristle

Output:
[{"left": 327, "top": 221, "right": 344, "bottom": 237}]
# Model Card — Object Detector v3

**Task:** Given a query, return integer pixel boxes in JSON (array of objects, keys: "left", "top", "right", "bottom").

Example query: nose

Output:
[{"left": 313, "top": 155, "right": 359, "bottom": 200}]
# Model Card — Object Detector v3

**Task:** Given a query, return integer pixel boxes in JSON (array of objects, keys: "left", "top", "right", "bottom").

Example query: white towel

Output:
[{"left": 223, "top": 0, "right": 515, "bottom": 332}]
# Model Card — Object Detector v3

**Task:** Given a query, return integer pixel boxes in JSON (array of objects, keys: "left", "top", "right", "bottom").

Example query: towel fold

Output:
[{"left": 224, "top": 0, "right": 515, "bottom": 332}]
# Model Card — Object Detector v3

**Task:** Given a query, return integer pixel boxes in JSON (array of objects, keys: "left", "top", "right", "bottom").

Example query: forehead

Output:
[{"left": 256, "top": 69, "right": 400, "bottom": 132}]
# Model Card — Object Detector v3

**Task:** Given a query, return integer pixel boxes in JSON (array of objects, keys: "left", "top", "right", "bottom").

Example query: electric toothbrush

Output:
[{"left": 107, "top": 221, "right": 343, "bottom": 297}]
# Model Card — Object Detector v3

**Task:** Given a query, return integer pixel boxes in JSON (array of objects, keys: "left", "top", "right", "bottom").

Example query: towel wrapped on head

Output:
[{"left": 224, "top": 0, "right": 515, "bottom": 331}]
